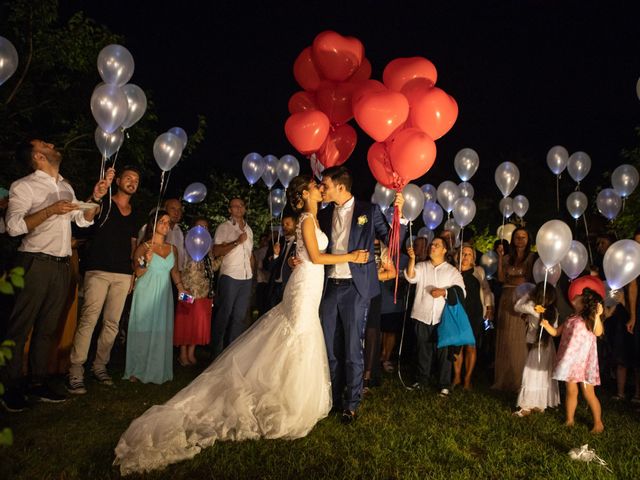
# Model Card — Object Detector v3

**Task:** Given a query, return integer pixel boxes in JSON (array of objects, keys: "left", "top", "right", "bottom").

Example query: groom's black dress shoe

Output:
[{"left": 341, "top": 410, "right": 357, "bottom": 425}]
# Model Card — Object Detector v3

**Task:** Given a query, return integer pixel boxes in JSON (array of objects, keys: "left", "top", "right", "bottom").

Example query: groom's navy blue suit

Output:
[{"left": 318, "top": 198, "right": 404, "bottom": 412}]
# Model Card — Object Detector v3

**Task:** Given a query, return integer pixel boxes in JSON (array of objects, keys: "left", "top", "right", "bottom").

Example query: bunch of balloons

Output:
[
  {"left": 596, "top": 164, "right": 639, "bottom": 221},
  {"left": 285, "top": 31, "right": 368, "bottom": 169},
  {"left": 0, "top": 36, "right": 18, "bottom": 86},
  {"left": 91, "top": 44, "right": 148, "bottom": 164},
  {"left": 153, "top": 126, "right": 187, "bottom": 172},
  {"left": 242, "top": 152, "right": 300, "bottom": 191}
]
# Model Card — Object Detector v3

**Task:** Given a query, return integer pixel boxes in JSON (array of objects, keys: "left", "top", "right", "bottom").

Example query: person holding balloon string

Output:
[
  {"left": 124, "top": 209, "right": 188, "bottom": 384},
  {"left": 174, "top": 217, "right": 215, "bottom": 367}
]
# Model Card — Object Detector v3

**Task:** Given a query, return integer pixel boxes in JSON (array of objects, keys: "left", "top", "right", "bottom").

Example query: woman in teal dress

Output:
[{"left": 124, "top": 210, "right": 187, "bottom": 384}]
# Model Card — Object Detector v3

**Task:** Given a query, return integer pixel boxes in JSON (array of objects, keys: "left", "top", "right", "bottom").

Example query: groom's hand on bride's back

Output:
[{"left": 288, "top": 256, "right": 302, "bottom": 269}]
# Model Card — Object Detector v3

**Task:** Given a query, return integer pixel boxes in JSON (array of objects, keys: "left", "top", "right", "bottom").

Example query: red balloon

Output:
[
  {"left": 284, "top": 110, "right": 330, "bottom": 155},
  {"left": 354, "top": 89, "right": 409, "bottom": 142},
  {"left": 349, "top": 57, "right": 371, "bottom": 82},
  {"left": 317, "top": 124, "right": 357, "bottom": 168},
  {"left": 568, "top": 275, "right": 606, "bottom": 303},
  {"left": 383, "top": 57, "right": 438, "bottom": 92},
  {"left": 288, "top": 91, "right": 318, "bottom": 114},
  {"left": 400, "top": 78, "right": 435, "bottom": 106},
  {"left": 293, "top": 47, "right": 323, "bottom": 91},
  {"left": 388, "top": 127, "right": 437, "bottom": 181},
  {"left": 316, "top": 81, "right": 358, "bottom": 125},
  {"left": 367, "top": 142, "right": 397, "bottom": 189},
  {"left": 352, "top": 79, "right": 386, "bottom": 110},
  {"left": 312, "top": 31, "right": 364, "bottom": 82},
  {"left": 409, "top": 87, "right": 458, "bottom": 140}
]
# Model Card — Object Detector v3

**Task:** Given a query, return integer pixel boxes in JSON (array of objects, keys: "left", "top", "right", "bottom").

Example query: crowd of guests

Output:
[{"left": 1, "top": 138, "right": 640, "bottom": 435}]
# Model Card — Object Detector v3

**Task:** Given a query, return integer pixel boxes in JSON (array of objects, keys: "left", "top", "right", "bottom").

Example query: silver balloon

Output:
[
  {"left": 499, "top": 197, "right": 514, "bottom": 218},
  {"left": 153, "top": 132, "right": 183, "bottom": 171},
  {"left": 422, "top": 201, "right": 444, "bottom": 230},
  {"left": 90, "top": 83, "right": 128, "bottom": 134},
  {"left": 494, "top": 161, "right": 520, "bottom": 197},
  {"left": 452, "top": 197, "right": 476, "bottom": 227},
  {"left": 277, "top": 155, "right": 300, "bottom": 189},
  {"left": 479, "top": 250, "right": 498, "bottom": 279},
  {"left": 404, "top": 235, "right": 418, "bottom": 251},
  {"left": 421, "top": 183, "right": 437, "bottom": 202},
  {"left": 566, "top": 191, "right": 588, "bottom": 219},
  {"left": 443, "top": 218, "right": 461, "bottom": 247},
  {"left": 401, "top": 183, "right": 424, "bottom": 222},
  {"left": 458, "top": 181, "right": 474, "bottom": 199},
  {"left": 97, "top": 44, "right": 134, "bottom": 87},
  {"left": 183, "top": 182, "right": 207, "bottom": 204},
  {"left": 512, "top": 194, "right": 529, "bottom": 218},
  {"left": 168, "top": 127, "right": 188, "bottom": 149},
  {"left": 242, "top": 152, "right": 265, "bottom": 185},
  {"left": 417, "top": 227, "right": 434, "bottom": 244},
  {"left": 536, "top": 220, "right": 572, "bottom": 268},
  {"left": 567, "top": 151, "right": 591, "bottom": 183},
  {"left": 596, "top": 188, "right": 622, "bottom": 221},
  {"left": 533, "top": 258, "right": 561, "bottom": 286},
  {"left": 373, "top": 183, "right": 395, "bottom": 209},
  {"left": 611, "top": 164, "right": 639, "bottom": 198},
  {"left": 603, "top": 239, "right": 640, "bottom": 290},
  {"left": 454, "top": 148, "right": 479, "bottom": 181},
  {"left": 121, "top": 84, "right": 147, "bottom": 129},
  {"left": 546, "top": 145, "right": 569, "bottom": 175},
  {"left": 436, "top": 180, "right": 460, "bottom": 213},
  {"left": 262, "top": 155, "right": 279, "bottom": 189},
  {"left": 560, "top": 240, "right": 588, "bottom": 280},
  {"left": 269, "top": 188, "right": 287, "bottom": 217},
  {"left": 497, "top": 223, "right": 517, "bottom": 243},
  {"left": 0, "top": 36, "right": 18, "bottom": 86},
  {"left": 94, "top": 127, "right": 124, "bottom": 157}
]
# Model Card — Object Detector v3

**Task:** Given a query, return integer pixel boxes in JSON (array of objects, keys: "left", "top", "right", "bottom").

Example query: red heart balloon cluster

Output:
[{"left": 285, "top": 31, "right": 369, "bottom": 169}]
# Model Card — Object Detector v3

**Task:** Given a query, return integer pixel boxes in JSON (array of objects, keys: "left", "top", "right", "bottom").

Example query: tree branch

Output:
[
  {"left": 63, "top": 133, "right": 91, "bottom": 151},
  {"left": 8, "top": 98, "right": 54, "bottom": 119}
]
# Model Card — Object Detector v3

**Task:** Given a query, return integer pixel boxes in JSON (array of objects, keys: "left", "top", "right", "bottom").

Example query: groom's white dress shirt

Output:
[{"left": 329, "top": 197, "right": 355, "bottom": 279}]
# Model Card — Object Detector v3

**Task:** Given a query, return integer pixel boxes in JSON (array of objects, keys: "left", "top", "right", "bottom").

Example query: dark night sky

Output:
[{"left": 63, "top": 0, "right": 640, "bottom": 212}]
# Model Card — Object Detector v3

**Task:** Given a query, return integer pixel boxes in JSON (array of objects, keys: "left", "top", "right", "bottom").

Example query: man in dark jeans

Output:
[{"left": 1, "top": 139, "right": 112, "bottom": 412}]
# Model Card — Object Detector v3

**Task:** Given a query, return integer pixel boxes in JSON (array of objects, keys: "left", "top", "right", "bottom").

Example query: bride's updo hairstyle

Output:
[{"left": 287, "top": 174, "right": 313, "bottom": 214}]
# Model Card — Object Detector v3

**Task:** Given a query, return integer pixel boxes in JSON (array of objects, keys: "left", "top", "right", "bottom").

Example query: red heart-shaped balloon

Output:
[
  {"left": 288, "top": 91, "right": 318, "bottom": 114},
  {"left": 349, "top": 57, "right": 371, "bottom": 82},
  {"left": 312, "top": 31, "right": 364, "bottom": 82},
  {"left": 354, "top": 89, "right": 410, "bottom": 142},
  {"left": 388, "top": 127, "right": 437, "bottom": 181},
  {"left": 316, "top": 81, "right": 358, "bottom": 125},
  {"left": 409, "top": 87, "right": 458, "bottom": 140},
  {"left": 367, "top": 142, "right": 396, "bottom": 189},
  {"left": 383, "top": 57, "right": 438, "bottom": 92},
  {"left": 293, "top": 47, "right": 323, "bottom": 91},
  {"left": 351, "top": 79, "right": 386, "bottom": 111},
  {"left": 284, "top": 110, "right": 330, "bottom": 155},
  {"left": 317, "top": 124, "right": 357, "bottom": 168}
]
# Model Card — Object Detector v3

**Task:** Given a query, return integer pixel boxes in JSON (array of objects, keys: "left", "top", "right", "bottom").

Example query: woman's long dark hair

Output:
[
  {"left": 508, "top": 227, "right": 532, "bottom": 266},
  {"left": 143, "top": 209, "right": 169, "bottom": 242},
  {"left": 287, "top": 174, "right": 312, "bottom": 214},
  {"left": 578, "top": 287, "right": 604, "bottom": 332}
]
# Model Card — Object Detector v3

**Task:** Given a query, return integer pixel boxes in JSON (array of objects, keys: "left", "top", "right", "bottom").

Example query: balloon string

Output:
[
  {"left": 161, "top": 170, "right": 172, "bottom": 197},
  {"left": 582, "top": 213, "right": 593, "bottom": 265},
  {"left": 500, "top": 205, "right": 506, "bottom": 241},
  {"left": 397, "top": 283, "right": 415, "bottom": 390},
  {"left": 151, "top": 171, "right": 167, "bottom": 250},
  {"left": 409, "top": 221, "right": 413, "bottom": 249},
  {"left": 556, "top": 174, "right": 560, "bottom": 212},
  {"left": 99, "top": 146, "right": 121, "bottom": 228},
  {"left": 388, "top": 204, "right": 401, "bottom": 304},
  {"left": 268, "top": 189, "right": 275, "bottom": 250},
  {"left": 539, "top": 268, "right": 548, "bottom": 363},
  {"left": 459, "top": 226, "right": 464, "bottom": 271}
]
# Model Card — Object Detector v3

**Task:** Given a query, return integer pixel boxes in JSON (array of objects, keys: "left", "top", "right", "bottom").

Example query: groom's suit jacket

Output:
[{"left": 318, "top": 198, "right": 403, "bottom": 300}]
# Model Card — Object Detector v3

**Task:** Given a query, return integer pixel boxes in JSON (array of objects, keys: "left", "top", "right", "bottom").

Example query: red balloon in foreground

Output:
[
  {"left": 288, "top": 91, "right": 318, "bottom": 114},
  {"left": 316, "top": 124, "right": 357, "bottom": 168},
  {"left": 316, "top": 81, "right": 358, "bottom": 125},
  {"left": 349, "top": 57, "right": 371, "bottom": 82},
  {"left": 354, "top": 89, "right": 409, "bottom": 142},
  {"left": 568, "top": 275, "right": 605, "bottom": 303},
  {"left": 409, "top": 87, "right": 458, "bottom": 140},
  {"left": 293, "top": 47, "right": 323, "bottom": 91},
  {"left": 383, "top": 57, "right": 438, "bottom": 92},
  {"left": 351, "top": 79, "right": 386, "bottom": 110},
  {"left": 312, "top": 30, "right": 364, "bottom": 82},
  {"left": 388, "top": 127, "right": 437, "bottom": 181},
  {"left": 285, "top": 110, "right": 330, "bottom": 155}
]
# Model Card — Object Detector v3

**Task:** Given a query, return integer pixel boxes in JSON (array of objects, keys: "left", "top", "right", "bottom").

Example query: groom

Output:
[{"left": 318, "top": 166, "right": 405, "bottom": 424}]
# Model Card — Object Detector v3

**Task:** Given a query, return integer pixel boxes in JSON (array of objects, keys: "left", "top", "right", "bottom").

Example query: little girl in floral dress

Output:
[{"left": 541, "top": 287, "right": 605, "bottom": 433}]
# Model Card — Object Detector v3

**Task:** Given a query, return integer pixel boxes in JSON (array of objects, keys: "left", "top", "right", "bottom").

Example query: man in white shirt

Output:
[
  {"left": 212, "top": 198, "right": 253, "bottom": 358},
  {"left": 2, "top": 139, "right": 112, "bottom": 412},
  {"left": 405, "top": 236, "right": 466, "bottom": 397}
]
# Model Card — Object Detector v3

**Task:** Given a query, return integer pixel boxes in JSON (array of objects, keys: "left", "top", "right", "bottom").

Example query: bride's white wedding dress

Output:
[{"left": 114, "top": 213, "right": 331, "bottom": 475}]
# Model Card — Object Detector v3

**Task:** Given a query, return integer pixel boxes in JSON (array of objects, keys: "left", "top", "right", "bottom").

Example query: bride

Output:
[{"left": 114, "top": 175, "right": 369, "bottom": 475}]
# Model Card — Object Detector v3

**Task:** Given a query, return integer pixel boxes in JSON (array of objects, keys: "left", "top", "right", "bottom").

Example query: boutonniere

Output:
[{"left": 357, "top": 215, "right": 368, "bottom": 226}]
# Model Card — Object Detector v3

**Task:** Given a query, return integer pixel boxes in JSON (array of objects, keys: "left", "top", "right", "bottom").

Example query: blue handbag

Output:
[{"left": 437, "top": 288, "right": 476, "bottom": 348}]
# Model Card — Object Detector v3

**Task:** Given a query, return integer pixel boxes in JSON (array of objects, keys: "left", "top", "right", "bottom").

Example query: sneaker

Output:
[
  {"left": 27, "top": 384, "right": 67, "bottom": 403},
  {"left": 438, "top": 388, "right": 450, "bottom": 398},
  {"left": 1, "top": 390, "right": 29, "bottom": 412},
  {"left": 66, "top": 376, "right": 87, "bottom": 395},
  {"left": 93, "top": 369, "right": 114, "bottom": 386}
]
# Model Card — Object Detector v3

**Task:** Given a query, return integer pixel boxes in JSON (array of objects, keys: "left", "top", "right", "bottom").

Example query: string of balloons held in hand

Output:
[{"left": 283, "top": 30, "right": 459, "bottom": 296}]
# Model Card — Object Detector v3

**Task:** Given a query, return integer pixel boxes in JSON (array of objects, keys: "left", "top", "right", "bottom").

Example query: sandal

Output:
[{"left": 513, "top": 408, "right": 531, "bottom": 417}]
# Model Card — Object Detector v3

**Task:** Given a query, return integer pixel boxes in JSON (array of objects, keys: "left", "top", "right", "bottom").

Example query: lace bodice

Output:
[{"left": 295, "top": 212, "right": 328, "bottom": 262}]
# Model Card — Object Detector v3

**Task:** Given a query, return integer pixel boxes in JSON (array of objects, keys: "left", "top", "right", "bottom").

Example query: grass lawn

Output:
[{"left": 1, "top": 359, "right": 640, "bottom": 480}]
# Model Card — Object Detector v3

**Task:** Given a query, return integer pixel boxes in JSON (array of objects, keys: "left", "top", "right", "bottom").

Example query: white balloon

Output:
[
  {"left": 437, "top": 180, "right": 460, "bottom": 213},
  {"left": 546, "top": 145, "right": 569, "bottom": 175},
  {"left": 596, "top": 188, "right": 622, "bottom": 221},
  {"left": 480, "top": 250, "right": 498, "bottom": 278},
  {"left": 512, "top": 195, "right": 529, "bottom": 218},
  {"left": 566, "top": 191, "right": 588, "bottom": 219},
  {"left": 458, "top": 182, "right": 474, "bottom": 199},
  {"left": 97, "top": 44, "right": 134, "bottom": 87},
  {"left": 153, "top": 132, "right": 183, "bottom": 171},
  {"left": 454, "top": 148, "right": 479, "bottom": 181},
  {"left": 536, "top": 220, "right": 572, "bottom": 268},
  {"left": 421, "top": 183, "right": 437, "bottom": 202},
  {"left": 603, "top": 239, "right": 640, "bottom": 290},
  {"left": 121, "top": 84, "right": 147, "bottom": 129},
  {"left": 0, "top": 36, "right": 19, "bottom": 86},
  {"left": 276, "top": 155, "right": 300, "bottom": 188},
  {"left": 497, "top": 223, "right": 517, "bottom": 243},
  {"left": 401, "top": 183, "right": 424, "bottom": 222},
  {"left": 611, "top": 164, "right": 639, "bottom": 198},
  {"left": 94, "top": 127, "right": 124, "bottom": 157},
  {"left": 494, "top": 161, "right": 519, "bottom": 197},
  {"left": 567, "top": 151, "right": 591, "bottom": 183},
  {"left": 373, "top": 183, "right": 395, "bottom": 209},
  {"left": 499, "top": 197, "right": 513, "bottom": 218},
  {"left": 90, "top": 84, "right": 128, "bottom": 134},
  {"left": 560, "top": 240, "right": 588, "bottom": 280},
  {"left": 452, "top": 197, "right": 476, "bottom": 227},
  {"left": 533, "top": 258, "right": 561, "bottom": 286},
  {"left": 261, "top": 155, "right": 279, "bottom": 189}
]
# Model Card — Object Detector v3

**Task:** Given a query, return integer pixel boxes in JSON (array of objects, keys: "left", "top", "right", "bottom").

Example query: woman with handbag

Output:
[{"left": 405, "top": 236, "right": 465, "bottom": 397}]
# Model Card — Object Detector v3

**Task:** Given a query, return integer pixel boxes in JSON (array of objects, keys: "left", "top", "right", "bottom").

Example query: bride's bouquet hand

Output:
[{"left": 350, "top": 249, "right": 370, "bottom": 264}]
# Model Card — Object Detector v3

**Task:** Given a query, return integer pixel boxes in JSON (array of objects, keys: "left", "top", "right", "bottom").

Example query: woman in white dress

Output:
[{"left": 114, "top": 175, "right": 369, "bottom": 475}]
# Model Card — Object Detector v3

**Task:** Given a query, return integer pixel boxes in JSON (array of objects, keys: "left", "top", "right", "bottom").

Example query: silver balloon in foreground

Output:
[
  {"left": 0, "top": 36, "right": 19, "bottom": 86},
  {"left": 603, "top": 239, "right": 640, "bottom": 290}
]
